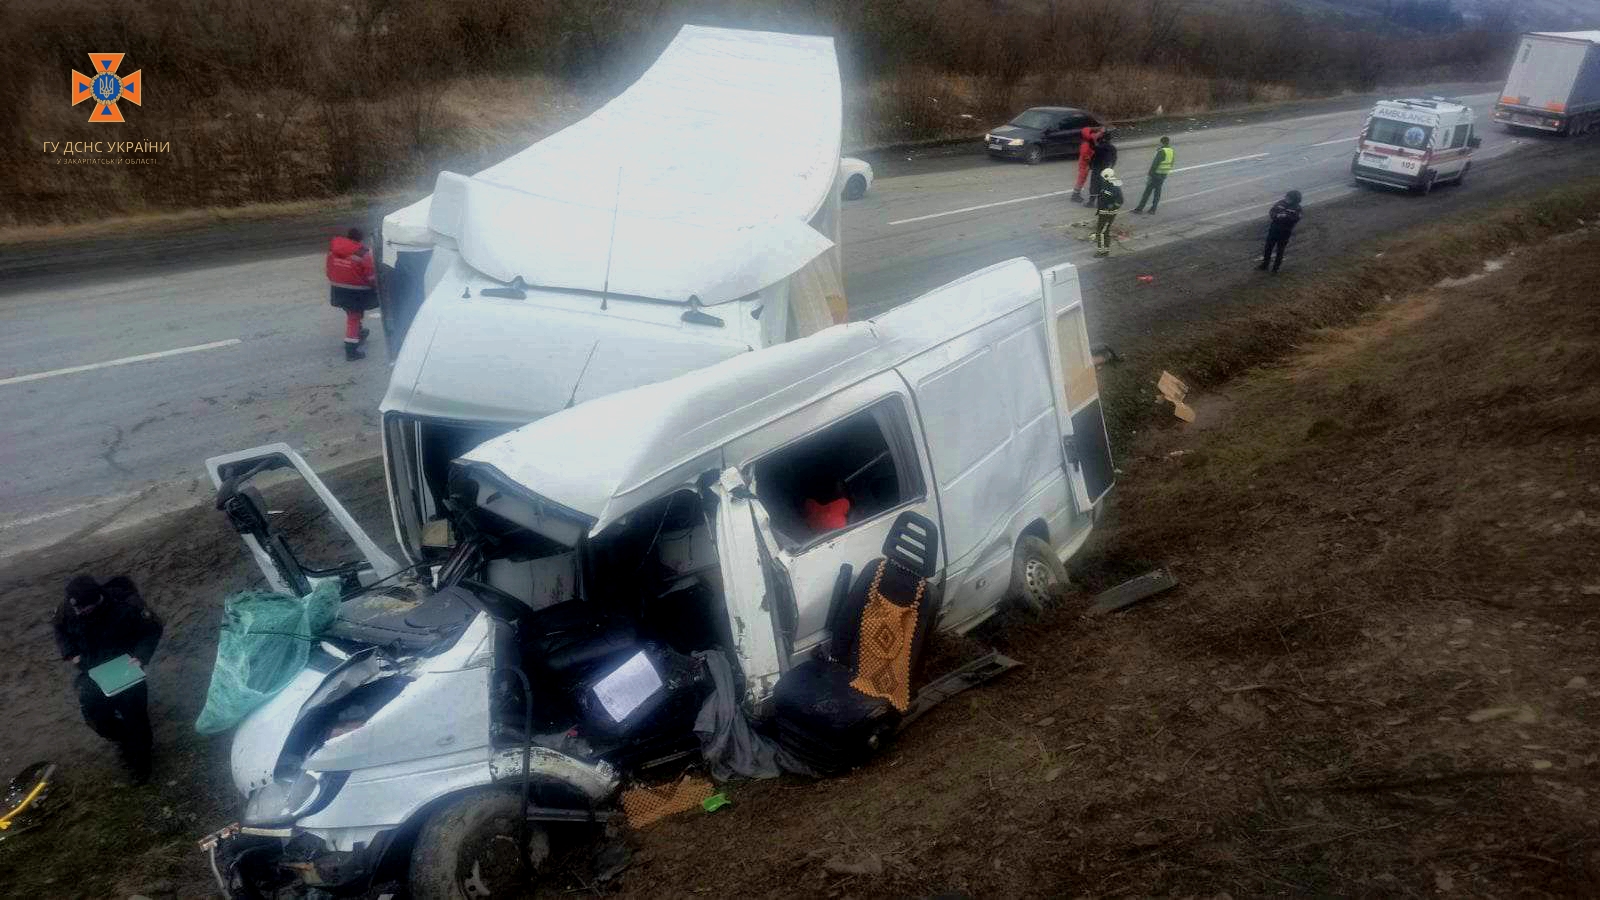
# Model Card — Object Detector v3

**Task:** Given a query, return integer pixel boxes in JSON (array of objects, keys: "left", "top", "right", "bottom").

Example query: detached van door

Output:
[
  {"left": 207, "top": 444, "right": 402, "bottom": 596},
  {"left": 1039, "top": 264, "right": 1115, "bottom": 509}
]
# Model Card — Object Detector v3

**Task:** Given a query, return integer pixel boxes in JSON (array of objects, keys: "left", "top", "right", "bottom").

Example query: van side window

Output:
[
  {"left": 1451, "top": 123, "right": 1469, "bottom": 148},
  {"left": 751, "top": 399, "right": 922, "bottom": 547}
]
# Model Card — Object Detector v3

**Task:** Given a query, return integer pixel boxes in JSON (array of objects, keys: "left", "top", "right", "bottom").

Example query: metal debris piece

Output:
[
  {"left": 1088, "top": 568, "right": 1179, "bottom": 616},
  {"left": 901, "top": 652, "right": 1022, "bottom": 728}
]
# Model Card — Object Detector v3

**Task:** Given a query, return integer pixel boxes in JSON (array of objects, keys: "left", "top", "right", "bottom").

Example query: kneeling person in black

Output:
[{"left": 53, "top": 575, "right": 163, "bottom": 783}]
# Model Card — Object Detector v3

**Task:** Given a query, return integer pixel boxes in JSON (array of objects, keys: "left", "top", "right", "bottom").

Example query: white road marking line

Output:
[
  {"left": 0, "top": 488, "right": 150, "bottom": 530},
  {"left": 0, "top": 338, "right": 242, "bottom": 388},
  {"left": 1472, "top": 142, "right": 1522, "bottom": 162},
  {"left": 1158, "top": 168, "right": 1301, "bottom": 207},
  {"left": 1172, "top": 153, "right": 1269, "bottom": 173},
  {"left": 888, "top": 151, "right": 1273, "bottom": 226},
  {"left": 888, "top": 189, "right": 1074, "bottom": 225},
  {"left": 1311, "top": 136, "right": 1355, "bottom": 147}
]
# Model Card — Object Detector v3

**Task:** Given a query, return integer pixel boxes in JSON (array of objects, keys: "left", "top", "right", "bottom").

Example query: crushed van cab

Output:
[
  {"left": 373, "top": 26, "right": 855, "bottom": 576},
  {"left": 197, "top": 257, "right": 1114, "bottom": 898},
  {"left": 1351, "top": 98, "right": 1480, "bottom": 193}
]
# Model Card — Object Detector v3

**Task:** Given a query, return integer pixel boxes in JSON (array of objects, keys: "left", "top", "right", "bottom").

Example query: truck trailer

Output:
[{"left": 1492, "top": 30, "right": 1600, "bottom": 135}]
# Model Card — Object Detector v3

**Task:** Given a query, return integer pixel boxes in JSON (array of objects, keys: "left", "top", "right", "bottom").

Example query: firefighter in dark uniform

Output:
[{"left": 53, "top": 575, "right": 163, "bottom": 783}]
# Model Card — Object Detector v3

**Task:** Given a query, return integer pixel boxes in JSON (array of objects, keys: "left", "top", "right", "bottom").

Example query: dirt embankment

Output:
[
  {"left": 617, "top": 206, "right": 1600, "bottom": 897},
  {"left": 3, "top": 184, "right": 1600, "bottom": 897}
]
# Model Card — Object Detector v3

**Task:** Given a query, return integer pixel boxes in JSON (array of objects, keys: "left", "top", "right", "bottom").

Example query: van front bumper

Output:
[
  {"left": 201, "top": 824, "right": 390, "bottom": 898},
  {"left": 1352, "top": 156, "right": 1430, "bottom": 189}
]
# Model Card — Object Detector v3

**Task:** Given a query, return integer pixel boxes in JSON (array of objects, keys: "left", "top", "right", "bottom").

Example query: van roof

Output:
[
  {"left": 457, "top": 257, "right": 1052, "bottom": 533},
  {"left": 381, "top": 26, "right": 842, "bottom": 305},
  {"left": 1376, "top": 98, "right": 1471, "bottom": 115},
  {"left": 1530, "top": 31, "right": 1600, "bottom": 44}
]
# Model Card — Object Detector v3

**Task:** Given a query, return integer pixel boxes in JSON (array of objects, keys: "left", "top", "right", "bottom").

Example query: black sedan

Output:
[{"left": 985, "top": 107, "right": 1110, "bottom": 165}]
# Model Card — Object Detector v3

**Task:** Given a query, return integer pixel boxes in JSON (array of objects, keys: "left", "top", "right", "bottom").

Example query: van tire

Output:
[
  {"left": 1025, "top": 144, "right": 1044, "bottom": 165},
  {"left": 410, "top": 790, "right": 550, "bottom": 900},
  {"left": 1007, "top": 536, "right": 1069, "bottom": 614}
]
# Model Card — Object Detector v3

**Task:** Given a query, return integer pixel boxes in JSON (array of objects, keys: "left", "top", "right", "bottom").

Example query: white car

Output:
[{"left": 840, "top": 156, "right": 873, "bottom": 200}]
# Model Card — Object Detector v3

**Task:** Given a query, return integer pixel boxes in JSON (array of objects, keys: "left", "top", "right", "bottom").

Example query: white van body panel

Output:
[
  {"left": 380, "top": 255, "right": 759, "bottom": 426},
  {"left": 459, "top": 258, "right": 1112, "bottom": 684},
  {"left": 458, "top": 258, "right": 1047, "bottom": 534},
  {"left": 380, "top": 26, "right": 841, "bottom": 302},
  {"left": 894, "top": 305, "right": 1064, "bottom": 630}
]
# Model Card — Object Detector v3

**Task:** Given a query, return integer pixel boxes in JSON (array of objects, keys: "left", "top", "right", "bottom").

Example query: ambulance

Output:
[{"left": 1351, "top": 98, "right": 1480, "bottom": 193}]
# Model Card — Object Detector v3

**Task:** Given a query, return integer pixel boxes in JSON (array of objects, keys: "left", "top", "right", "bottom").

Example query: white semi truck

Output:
[{"left": 1492, "top": 30, "right": 1600, "bottom": 135}]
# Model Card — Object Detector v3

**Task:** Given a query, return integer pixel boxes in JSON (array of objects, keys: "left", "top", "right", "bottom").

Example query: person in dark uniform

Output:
[
  {"left": 53, "top": 575, "right": 163, "bottom": 783},
  {"left": 1258, "top": 190, "right": 1303, "bottom": 273}
]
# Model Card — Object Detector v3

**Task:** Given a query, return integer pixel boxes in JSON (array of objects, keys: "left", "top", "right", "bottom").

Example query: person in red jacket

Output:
[
  {"left": 1070, "top": 125, "right": 1104, "bottom": 203},
  {"left": 326, "top": 228, "right": 377, "bottom": 361}
]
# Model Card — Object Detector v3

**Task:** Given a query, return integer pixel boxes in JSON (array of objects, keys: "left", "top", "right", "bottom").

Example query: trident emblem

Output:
[{"left": 71, "top": 54, "right": 143, "bottom": 123}]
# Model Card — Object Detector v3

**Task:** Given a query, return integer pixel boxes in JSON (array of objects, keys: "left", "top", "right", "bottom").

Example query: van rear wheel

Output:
[
  {"left": 1007, "top": 536, "right": 1069, "bottom": 614},
  {"left": 411, "top": 790, "right": 550, "bottom": 899}
]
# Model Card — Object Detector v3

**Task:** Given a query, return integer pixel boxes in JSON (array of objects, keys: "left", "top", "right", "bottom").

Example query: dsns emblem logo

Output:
[{"left": 71, "top": 54, "right": 143, "bottom": 123}]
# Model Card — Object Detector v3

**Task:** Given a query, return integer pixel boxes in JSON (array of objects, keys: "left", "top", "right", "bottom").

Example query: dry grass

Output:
[{"left": 1096, "top": 179, "right": 1600, "bottom": 454}]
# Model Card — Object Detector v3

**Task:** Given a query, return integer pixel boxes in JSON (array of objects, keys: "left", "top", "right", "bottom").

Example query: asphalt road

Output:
[{"left": 1, "top": 87, "right": 1591, "bottom": 557}]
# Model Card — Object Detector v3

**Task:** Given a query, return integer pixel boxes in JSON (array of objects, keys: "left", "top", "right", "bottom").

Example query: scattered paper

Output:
[{"left": 592, "top": 651, "right": 662, "bottom": 723}]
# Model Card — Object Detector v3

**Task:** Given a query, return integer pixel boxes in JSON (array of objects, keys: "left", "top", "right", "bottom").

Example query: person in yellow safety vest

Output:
[{"left": 1131, "top": 136, "right": 1175, "bottom": 215}]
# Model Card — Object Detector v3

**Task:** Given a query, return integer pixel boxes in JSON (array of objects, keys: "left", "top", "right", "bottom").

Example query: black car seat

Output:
[{"left": 770, "top": 511, "right": 940, "bottom": 775}]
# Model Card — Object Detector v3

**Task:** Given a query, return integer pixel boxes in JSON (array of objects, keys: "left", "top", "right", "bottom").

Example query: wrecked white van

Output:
[
  {"left": 200, "top": 257, "right": 1113, "bottom": 897},
  {"left": 375, "top": 26, "right": 852, "bottom": 570}
]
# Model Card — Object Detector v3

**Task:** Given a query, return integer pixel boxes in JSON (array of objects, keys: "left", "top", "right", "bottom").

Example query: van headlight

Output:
[{"left": 243, "top": 771, "right": 342, "bottom": 826}]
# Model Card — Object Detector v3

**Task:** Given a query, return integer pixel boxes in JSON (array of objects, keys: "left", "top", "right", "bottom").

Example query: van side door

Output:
[
  {"left": 1039, "top": 264, "right": 1115, "bottom": 511},
  {"left": 723, "top": 373, "right": 942, "bottom": 662},
  {"left": 894, "top": 301, "right": 1066, "bottom": 632}
]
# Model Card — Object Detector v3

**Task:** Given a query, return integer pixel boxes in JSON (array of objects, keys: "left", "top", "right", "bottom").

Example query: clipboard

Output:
[{"left": 86, "top": 655, "right": 145, "bottom": 698}]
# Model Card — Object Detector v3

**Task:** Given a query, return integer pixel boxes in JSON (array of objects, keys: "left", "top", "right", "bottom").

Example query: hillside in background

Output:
[{"left": 1, "top": 0, "right": 1532, "bottom": 227}]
